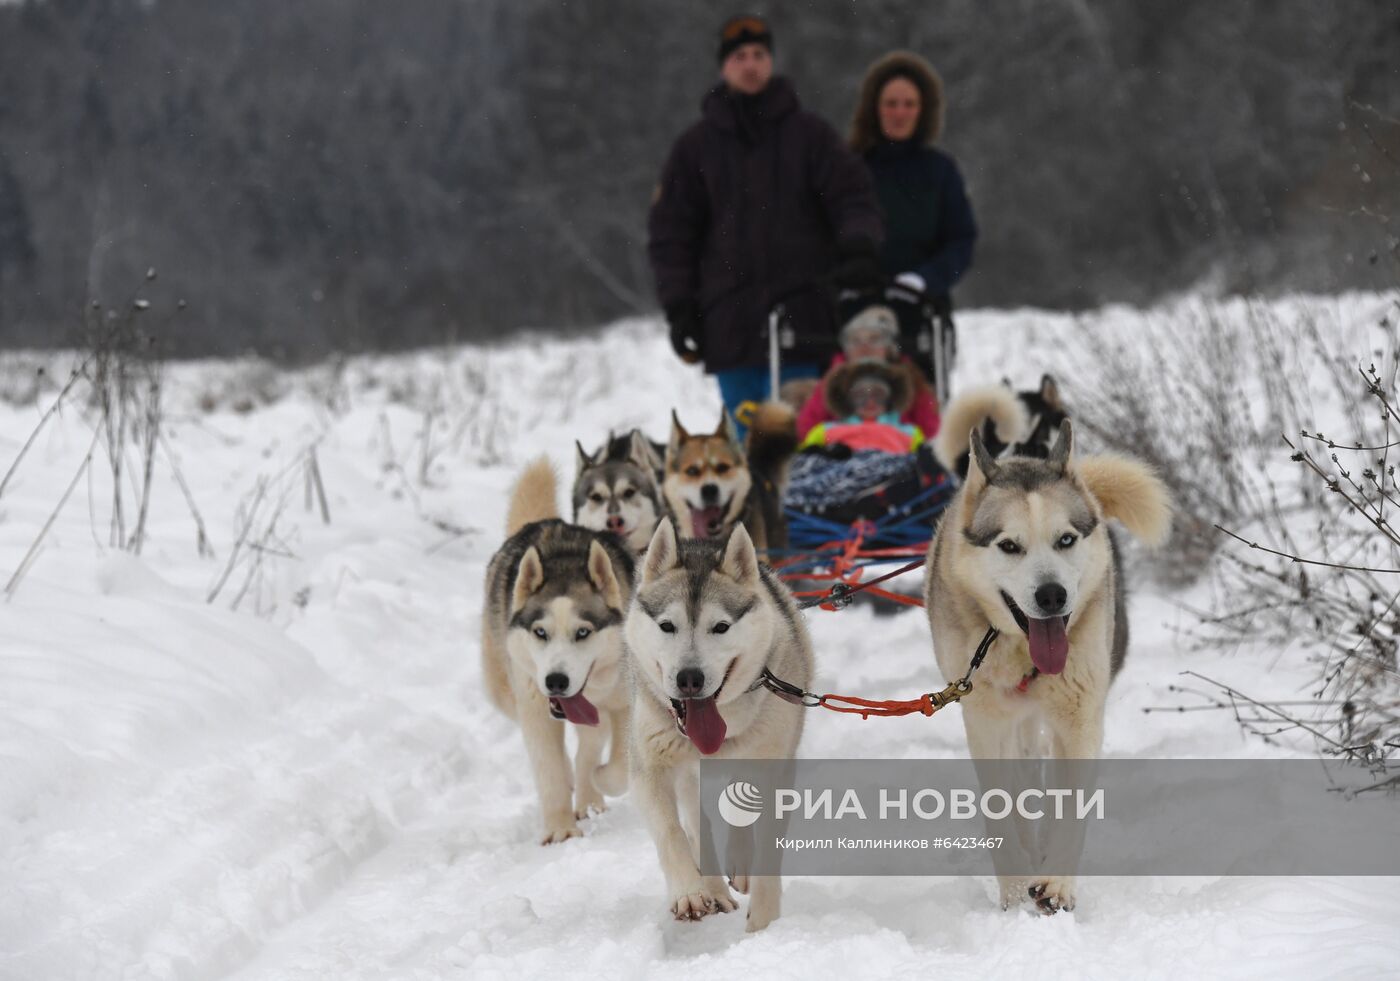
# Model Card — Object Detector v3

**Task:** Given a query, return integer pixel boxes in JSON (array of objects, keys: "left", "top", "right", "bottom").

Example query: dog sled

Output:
[
  {"left": 753, "top": 284, "right": 961, "bottom": 610},
  {"left": 769, "top": 443, "right": 956, "bottom": 610}
]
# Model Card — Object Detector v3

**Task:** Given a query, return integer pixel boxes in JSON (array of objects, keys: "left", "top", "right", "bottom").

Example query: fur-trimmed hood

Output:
[
  {"left": 849, "top": 50, "right": 945, "bottom": 152},
  {"left": 824, "top": 359, "right": 913, "bottom": 418}
]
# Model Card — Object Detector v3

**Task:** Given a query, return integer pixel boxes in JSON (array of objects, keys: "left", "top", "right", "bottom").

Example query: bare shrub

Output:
[
  {"left": 1181, "top": 300, "right": 1400, "bottom": 769},
  {"left": 1062, "top": 298, "right": 1357, "bottom": 586},
  {"left": 0, "top": 272, "right": 212, "bottom": 594},
  {"left": 79, "top": 278, "right": 171, "bottom": 553},
  {"left": 192, "top": 358, "right": 288, "bottom": 415},
  {"left": 206, "top": 438, "right": 332, "bottom": 615}
]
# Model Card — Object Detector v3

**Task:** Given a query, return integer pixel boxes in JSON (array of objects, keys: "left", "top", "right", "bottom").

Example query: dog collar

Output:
[{"left": 1016, "top": 667, "right": 1041, "bottom": 693}]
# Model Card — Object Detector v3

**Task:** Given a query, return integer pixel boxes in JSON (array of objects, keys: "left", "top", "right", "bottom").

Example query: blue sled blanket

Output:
[{"left": 785, "top": 450, "right": 916, "bottom": 509}]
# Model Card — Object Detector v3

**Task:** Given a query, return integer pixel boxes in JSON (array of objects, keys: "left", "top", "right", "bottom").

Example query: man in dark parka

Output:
[{"left": 648, "top": 15, "right": 884, "bottom": 428}]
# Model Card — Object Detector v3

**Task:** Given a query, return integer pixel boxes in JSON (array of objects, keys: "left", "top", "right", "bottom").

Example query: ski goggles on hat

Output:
[
  {"left": 718, "top": 14, "right": 774, "bottom": 61},
  {"left": 721, "top": 15, "right": 771, "bottom": 41}
]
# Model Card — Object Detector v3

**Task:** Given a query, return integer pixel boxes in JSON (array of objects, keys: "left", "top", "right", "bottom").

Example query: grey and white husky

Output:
[
  {"left": 482, "top": 458, "right": 636, "bottom": 844},
  {"left": 572, "top": 429, "right": 664, "bottom": 554},
  {"left": 624, "top": 518, "right": 813, "bottom": 932},
  {"left": 925, "top": 420, "right": 1170, "bottom": 913}
]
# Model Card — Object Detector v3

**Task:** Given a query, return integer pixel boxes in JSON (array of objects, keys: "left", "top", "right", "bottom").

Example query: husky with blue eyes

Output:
[
  {"left": 481, "top": 457, "right": 636, "bottom": 844},
  {"left": 925, "top": 419, "right": 1171, "bottom": 915}
]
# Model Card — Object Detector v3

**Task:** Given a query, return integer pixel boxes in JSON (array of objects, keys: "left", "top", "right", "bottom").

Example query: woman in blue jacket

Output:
[{"left": 848, "top": 51, "right": 977, "bottom": 322}]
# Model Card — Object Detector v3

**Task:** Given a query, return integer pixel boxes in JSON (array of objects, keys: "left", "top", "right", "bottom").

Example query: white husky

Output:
[{"left": 924, "top": 420, "right": 1170, "bottom": 913}]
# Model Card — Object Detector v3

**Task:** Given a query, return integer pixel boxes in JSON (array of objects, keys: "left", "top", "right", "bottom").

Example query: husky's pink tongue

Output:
[
  {"left": 1027, "top": 617, "right": 1069, "bottom": 675},
  {"left": 553, "top": 692, "right": 600, "bottom": 726},
  {"left": 683, "top": 696, "right": 727, "bottom": 755},
  {"left": 690, "top": 507, "right": 725, "bottom": 539}
]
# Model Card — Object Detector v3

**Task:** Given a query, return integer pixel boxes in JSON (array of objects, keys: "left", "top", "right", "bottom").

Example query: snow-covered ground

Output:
[{"left": 2, "top": 298, "right": 1398, "bottom": 980}]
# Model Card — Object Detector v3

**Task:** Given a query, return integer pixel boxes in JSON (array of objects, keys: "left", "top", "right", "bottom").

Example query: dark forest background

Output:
[{"left": 0, "top": 0, "right": 1397, "bottom": 358}]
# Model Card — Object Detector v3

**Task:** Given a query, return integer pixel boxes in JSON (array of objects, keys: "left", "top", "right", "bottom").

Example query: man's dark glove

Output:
[
  {"left": 665, "top": 300, "right": 704, "bottom": 365},
  {"left": 831, "top": 237, "right": 884, "bottom": 293}
]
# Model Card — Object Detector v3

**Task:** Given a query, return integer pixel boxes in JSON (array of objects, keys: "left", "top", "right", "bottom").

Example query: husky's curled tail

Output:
[
  {"left": 933, "top": 385, "right": 1029, "bottom": 476},
  {"left": 742, "top": 400, "right": 799, "bottom": 549},
  {"left": 484, "top": 457, "right": 560, "bottom": 718},
  {"left": 744, "top": 400, "right": 799, "bottom": 495},
  {"left": 506, "top": 456, "right": 559, "bottom": 535},
  {"left": 1075, "top": 453, "right": 1173, "bottom": 547}
]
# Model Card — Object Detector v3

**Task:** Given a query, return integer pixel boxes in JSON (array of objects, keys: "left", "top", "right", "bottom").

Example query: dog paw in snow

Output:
[
  {"left": 574, "top": 796, "right": 606, "bottom": 820},
  {"left": 540, "top": 823, "right": 582, "bottom": 845},
  {"left": 671, "top": 887, "right": 737, "bottom": 921},
  {"left": 1027, "top": 878, "right": 1076, "bottom": 914}
]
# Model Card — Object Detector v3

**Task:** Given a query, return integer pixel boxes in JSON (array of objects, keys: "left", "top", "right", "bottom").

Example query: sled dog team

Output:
[{"left": 481, "top": 383, "right": 1171, "bottom": 931}]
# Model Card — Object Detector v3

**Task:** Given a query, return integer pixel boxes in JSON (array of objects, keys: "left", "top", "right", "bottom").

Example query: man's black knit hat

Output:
[{"left": 717, "top": 14, "right": 774, "bottom": 63}]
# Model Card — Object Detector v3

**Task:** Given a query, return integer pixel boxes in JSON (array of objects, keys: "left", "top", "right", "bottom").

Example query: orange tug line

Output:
[
  {"left": 814, "top": 690, "right": 950, "bottom": 718},
  {"left": 778, "top": 528, "right": 926, "bottom": 611},
  {"left": 762, "top": 528, "right": 979, "bottom": 719}
]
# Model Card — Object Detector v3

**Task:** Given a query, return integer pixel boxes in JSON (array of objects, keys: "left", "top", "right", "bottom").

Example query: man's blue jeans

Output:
[{"left": 714, "top": 362, "right": 820, "bottom": 441}]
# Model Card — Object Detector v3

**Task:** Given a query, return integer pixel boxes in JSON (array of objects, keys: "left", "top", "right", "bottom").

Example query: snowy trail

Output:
[
  {"left": 229, "top": 587, "right": 1400, "bottom": 981},
  {"left": 2, "top": 306, "right": 1398, "bottom": 979}
]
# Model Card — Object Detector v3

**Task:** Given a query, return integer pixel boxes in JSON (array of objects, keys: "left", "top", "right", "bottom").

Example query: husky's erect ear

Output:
[
  {"left": 1040, "top": 374, "right": 1063, "bottom": 411},
  {"left": 575, "top": 440, "right": 595, "bottom": 477},
  {"left": 720, "top": 523, "right": 759, "bottom": 585},
  {"left": 667, "top": 411, "right": 688, "bottom": 469},
  {"left": 511, "top": 546, "right": 545, "bottom": 612},
  {"left": 1075, "top": 455, "right": 1173, "bottom": 547},
  {"left": 642, "top": 518, "right": 681, "bottom": 584},
  {"left": 1048, "top": 419, "right": 1073, "bottom": 473},
  {"left": 716, "top": 408, "right": 744, "bottom": 456},
  {"left": 627, "top": 428, "right": 660, "bottom": 476},
  {"left": 966, "top": 427, "right": 999, "bottom": 496},
  {"left": 586, "top": 539, "right": 624, "bottom": 609}
]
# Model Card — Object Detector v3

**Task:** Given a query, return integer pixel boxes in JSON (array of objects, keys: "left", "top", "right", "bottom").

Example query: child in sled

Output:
[
  {"left": 795, "top": 304, "right": 940, "bottom": 441},
  {"left": 798, "top": 359, "right": 926, "bottom": 456},
  {"left": 785, "top": 357, "right": 949, "bottom": 518}
]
